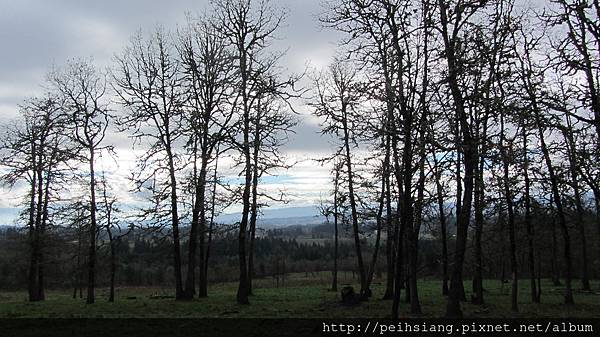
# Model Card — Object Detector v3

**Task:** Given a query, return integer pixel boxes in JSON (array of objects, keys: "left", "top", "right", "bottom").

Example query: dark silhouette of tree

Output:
[
  {"left": 50, "top": 59, "right": 111, "bottom": 304},
  {"left": 114, "top": 27, "right": 186, "bottom": 300},
  {"left": 247, "top": 89, "right": 297, "bottom": 295},
  {"left": 513, "top": 26, "right": 575, "bottom": 304},
  {"left": 179, "top": 15, "right": 236, "bottom": 299},
  {"left": 98, "top": 170, "right": 122, "bottom": 302},
  {"left": 312, "top": 60, "right": 369, "bottom": 297},
  {"left": 0, "top": 95, "right": 74, "bottom": 302}
]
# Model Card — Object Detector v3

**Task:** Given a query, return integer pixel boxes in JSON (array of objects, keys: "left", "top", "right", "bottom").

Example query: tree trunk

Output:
[
  {"left": 471, "top": 164, "right": 484, "bottom": 305},
  {"left": 438, "top": 0, "right": 482, "bottom": 310},
  {"left": 331, "top": 164, "right": 340, "bottom": 292},
  {"left": 86, "top": 146, "right": 98, "bottom": 304},
  {"left": 453, "top": 133, "right": 467, "bottom": 304},
  {"left": 536, "top": 248, "right": 542, "bottom": 300},
  {"left": 341, "top": 102, "right": 366, "bottom": 296},
  {"left": 471, "top": 125, "right": 486, "bottom": 305},
  {"left": 438, "top": 1, "right": 478, "bottom": 314},
  {"left": 203, "top": 152, "right": 220, "bottom": 292},
  {"left": 385, "top": 2, "right": 414, "bottom": 317},
  {"left": 562, "top": 116, "right": 591, "bottom": 291},
  {"left": 378, "top": 29, "right": 396, "bottom": 302},
  {"left": 500, "top": 111, "right": 518, "bottom": 312},
  {"left": 197, "top": 163, "right": 208, "bottom": 298},
  {"left": 248, "top": 103, "right": 262, "bottom": 296},
  {"left": 517, "top": 33, "right": 573, "bottom": 303},
  {"left": 73, "top": 222, "right": 82, "bottom": 300},
  {"left": 522, "top": 126, "right": 539, "bottom": 303},
  {"left": 596, "top": 194, "right": 600, "bottom": 282},
  {"left": 27, "top": 166, "right": 40, "bottom": 302},
  {"left": 31, "top": 164, "right": 44, "bottom": 302},
  {"left": 166, "top": 143, "right": 183, "bottom": 300},
  {"left": 391, "top": 138, "right": 405, "bottom": 319},
  {"left": 406, "top": 5, "right": 429, "bottom": 313},
  {"left": 551, "top": 216, "right": 561, "bottom": 286},
  {"left": 183, "top": 145, "right": 199, "bottom": 300},
  {"left": 409, "top": 155, "right": 425, "bottom": 314},
  {"left": 364, "top": 156, "right": 387, "bottom": 297},
  {"left": 394, "top": 56, "right": 416, "bottom": 315},
  {"left": 382, "top": 171, "right": 394, "bottom": 299},
  {"left": 446, "top": 145, "right": 476, "bottom": 318},
  {"left": 433, "top": 154, "right": 449, "bottom": 296},
  {"left": 534, "top": 114, "right": 574, "bottom": 304},
  {"left": 107, "top": 226, "right": 116, "bottom": 303},
  {"left": 237, "top": 50, "right": 251, "bottom": 305},
  {"left": 187, "top": 130, "right": 209, "bottom": 299},
  {"left": 37, "top": 168, "right": 53, "bottom": 302}
]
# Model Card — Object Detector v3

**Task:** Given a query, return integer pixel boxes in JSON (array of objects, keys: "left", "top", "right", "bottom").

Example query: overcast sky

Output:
[{"left": 0, "top": 0, "right": 347, "bottom": 223}]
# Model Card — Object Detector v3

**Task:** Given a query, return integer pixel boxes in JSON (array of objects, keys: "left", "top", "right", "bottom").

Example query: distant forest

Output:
[{"left": 0, "top": 0, "right": 599, "bottom": 319}]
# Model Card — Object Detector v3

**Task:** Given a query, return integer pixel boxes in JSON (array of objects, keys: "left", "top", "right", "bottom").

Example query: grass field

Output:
[{"left": 1, "top": 273, "right": 599, "bottom": 318}]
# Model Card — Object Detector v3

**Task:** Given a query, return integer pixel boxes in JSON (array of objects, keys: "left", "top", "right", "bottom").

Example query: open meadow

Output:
[{"left": 2, "top": 274, "right": 599, "bottom": 319}]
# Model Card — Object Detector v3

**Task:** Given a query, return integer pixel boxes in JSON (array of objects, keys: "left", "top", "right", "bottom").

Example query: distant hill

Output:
[
  {"left": 216, "top": 206, "right": 324, "bottom": 228},
  {"left": 256, "top": 215, "right": 324, "bottom": 228}
]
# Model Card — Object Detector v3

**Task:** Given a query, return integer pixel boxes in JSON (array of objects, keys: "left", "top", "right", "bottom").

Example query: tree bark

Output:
[
  {"left": 86, "top": 146, "right": 98, "bottom": 304},
  {"left": 331, "top": 163, "right": 340, "bottom": 292},
  {"left": 248, "top": 99, "right": 262, "bottom": 296},
  {"left": 107, "top": 222, "right": 116, "bottom": 303},
  {"left": 391, "top": 132, "right": 406, "bottom": 319},
  {"left": 522, "top": 126, "right": 539, "bottom": 303},
  {"left": 341, "top": 101, "right": 367, "bottom": 296},
  {"left": 203, "top": 151, "right": 220, "bottom": 292},
  {"left": 27, "top": 163, "right": 40, "bottom": 302},
  {"left": 551, "top": 216, "right": 561, "bottom": 286},
  {"left": 364, "top": 153, "right": 387, "bottom": 297},
  {"left": 166, "top": 141, "right": 184, "bottom": 300},
  {"left": 515, "top": 26, "right": 572, "bottom": 303},
  {"left": 236, "top": 47, "right": 251, "bottom": 305},
  {"left": 183, "top": 136, "right": 200, "bottom": 300},
  {"left": 432, "top": 154, "right": 449, "bottom": 296},
  {"left": 438, "top": 0, "right": 478, "bottom": 317},
  {"left": 197, "top": 160, "right": 208, "bottom": 298},
  {"left": 534, "top": 113, "right": 574, "bottom": 304},
  {"left": 185, "top": 131, "right": 209, "bottom": 299},
  {"left": 562, "top": 115, "right": 591, "bottom": 291},
  {"left": 500, "top": 110, "right": 518, "bottom": 312}
]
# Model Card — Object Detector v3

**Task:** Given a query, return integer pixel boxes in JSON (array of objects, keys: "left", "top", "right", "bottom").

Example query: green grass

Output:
[{"left": 1, "top": 273, "right": 599, "bottom": 318}]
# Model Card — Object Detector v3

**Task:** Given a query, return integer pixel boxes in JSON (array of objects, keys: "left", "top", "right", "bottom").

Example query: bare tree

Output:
[
  {"left": 212, "top": 0, "right": 289, "bottom": 304},
  {"left": 50, "top": 59, "right": 111, "bottom": 304},
  {"left": 312, "top": 60, "right": 369, "bottom": 297},
  {"left": 98, "top": 170, "right": 121, "bottom": 302},
  {"left": 513, "top": 25, "right": 575, "bottom": 304},
  {"left": 0, "top": 95, "right": 73, "bottom": 302},
  {"left": 179, "top": 15, "right": 236, "bottom": 299},
  {"left": 114, "top": 27, "right": 186, "bottom": 300},
  {"left": 547, "top": 0, "right": 600, "bottom": 279},
  {"left": 548, "top": 0, "right": 600, "bottom": 147},
  {"left": 247, "top": 88, "right": 297, "bottom": 295},
  {"left": 436, "top": 0, "right": 488, "bottom": 318}
]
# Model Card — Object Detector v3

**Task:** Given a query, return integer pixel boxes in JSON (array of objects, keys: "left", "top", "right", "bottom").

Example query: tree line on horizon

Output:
[
  {"left": 0, "top": 0, "right": 599, "bottom": 319},
  {"left": 0, "top": 225, "right": 372, "bottom": 292}
]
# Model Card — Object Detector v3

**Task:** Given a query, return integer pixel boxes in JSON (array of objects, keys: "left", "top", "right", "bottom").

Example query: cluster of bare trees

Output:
[
  {"left": 0, "top": 0, "right": 598, "bottom": 318},
  {"left": 0, "top": 61, "right": 110, "bottom": 303},
  {"left": 316, "top": 0, "right": 599, "bottom": 318},
  {"left": 0, "top": 96, "right": 74, "bottom": 302},
  {"left": 0, "top": 0, "right": 297, "bottom": 305}
]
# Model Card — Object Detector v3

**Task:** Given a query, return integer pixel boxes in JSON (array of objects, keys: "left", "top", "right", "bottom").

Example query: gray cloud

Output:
[{"left": 0, "top": 0, "right": 338, "bottom": 142}]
